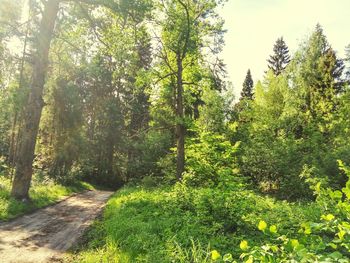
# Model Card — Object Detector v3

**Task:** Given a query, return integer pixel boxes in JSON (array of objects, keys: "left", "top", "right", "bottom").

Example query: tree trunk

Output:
[
  {"left": 11, "top": 0, "right": 60, "bottom": 200},
  {"left": 9, "top": 11, "right": 31, "bottom": 180},
  {"left": 176, "top": 54, "right": 185, "bottom": 180},
  {"left": 8, "top": 111, "right": 18, "bottom": 177}
]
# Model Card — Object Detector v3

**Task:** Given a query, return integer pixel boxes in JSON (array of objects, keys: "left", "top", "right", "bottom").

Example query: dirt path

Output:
[{"left": 0, "top": 190, "right": 113, "bottom": 263}]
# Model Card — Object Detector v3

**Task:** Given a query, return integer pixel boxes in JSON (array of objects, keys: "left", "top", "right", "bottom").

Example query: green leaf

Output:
[
  {"left": 240, "top": 240, "right": 249, "bottom": 251},
  {"left": 329, "top": 251, "right": 343, "bottom": 259},
  {"left": 258, "top": 220, "right": 267, "bottom": 231},
  {"left": 332, "top": 190, "right": 343, "bottom": 200},
  {"left": 321, "top": 214, "right": 335, "bottom": 221},
  {"left": 269, "top": 225, "right": 277, "bottom": 234},
  {"left": 211, "top": 250, "right": 221, "bottom": 261},
  {"left": 223, "top": 253, "right": 233, "bottom": 262},
  {"left": 337, "top": 230, "right": 346, "bottom": 240},
  {"left": 342, "top": 187, "right": 350, "bottom": 198},
  {"left": 271, "top": 245, "right": 279, "bottom": 253},
  {"left": 291, "top": 239, "right": 299, "bottom": 248},
  {"left": 328, "top": 243, "right": 338, "bottom": 249}
]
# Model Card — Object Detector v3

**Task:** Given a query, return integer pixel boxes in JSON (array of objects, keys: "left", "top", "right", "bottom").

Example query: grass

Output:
[
  {"left": 67, "top": 184, "right": 321, "bottom": 263},
  {"left": 0, "top": 174, "right": 94, "bottom": 221}
]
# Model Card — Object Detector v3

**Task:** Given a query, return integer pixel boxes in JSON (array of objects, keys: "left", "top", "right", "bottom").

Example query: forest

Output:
[{"left": 1, "top": 0, "right": 350, "bottom": 262}]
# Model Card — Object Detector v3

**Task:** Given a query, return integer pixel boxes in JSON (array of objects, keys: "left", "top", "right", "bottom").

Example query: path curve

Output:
[{"left": 0, "top": 190, "right": 113, "bottom": 263}]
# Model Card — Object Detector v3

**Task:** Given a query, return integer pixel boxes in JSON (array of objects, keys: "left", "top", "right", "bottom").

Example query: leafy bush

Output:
[
  {"left": 158, "top": 130, "right": 242, "bottom": 187},
  {"left": 141, "top": 175, "right": 160, "bottom": 188},
  {"left": 183, "top": 131, "right": 241, "bottom": 188},
  {"left": 209, "top": 161, "right": 350, "bottom": 262},
  {"left": 70, "top": 181, "right": 321, "bottom": 263}
]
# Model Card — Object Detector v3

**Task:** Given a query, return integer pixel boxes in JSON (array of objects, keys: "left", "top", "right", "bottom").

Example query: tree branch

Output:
[{"left": 75, "top": 1, "right": 110, "bottom": 48}]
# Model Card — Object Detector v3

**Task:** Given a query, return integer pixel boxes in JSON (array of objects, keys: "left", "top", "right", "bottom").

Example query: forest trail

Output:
[{"left": 0, "top": 190, "right": 113, "bottom": 263}]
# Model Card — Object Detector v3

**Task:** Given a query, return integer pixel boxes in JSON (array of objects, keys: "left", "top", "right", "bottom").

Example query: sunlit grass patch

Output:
[
  {"left": 0, "top": 174, "right": 94, "bottom": 221},
  {"left": 69, "top": 184, "right": 321, "bottom": 263}
]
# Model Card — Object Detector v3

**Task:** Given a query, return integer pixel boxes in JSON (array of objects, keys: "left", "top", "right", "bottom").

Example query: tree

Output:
[
  {"left": 345, "top": 44, "right": 350, "bottom": 81},
  {"left": 196, "top": 87, "right": 226, "bottom": 133},
  {"left": 9, "top": 0, "right": 153, "bottom": 198},
  {"left": 155, "top": 0, "right": 225, "bottom": 180},
  {"left": 69, "top": 0, "right": 153, "bottom": 185},
  {"left": 293, "top": 24, "right": 345, "bottom": 120},
  {"left": 124, "top": 27, "right": 152, "bottom": 179},
  {"left": 11, "top": 0, "right": 60, "bottom": 200},
  {"left": 267, "top": 37, "right": 291, "bottom": 75},
  {"left": 240, "top": 69, "right": 254, "bottom": 100},
  {"left": 0, "top": 0, "right": 28, "bottom": 170}
]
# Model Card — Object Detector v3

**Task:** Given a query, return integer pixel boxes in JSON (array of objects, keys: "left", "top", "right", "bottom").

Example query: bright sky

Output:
[{"left": 218, "top": 0, "right": 350, "bottom": 98}]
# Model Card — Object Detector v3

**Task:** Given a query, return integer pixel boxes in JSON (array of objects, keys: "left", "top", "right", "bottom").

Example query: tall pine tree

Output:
[
  {"left": 241, "top": 69, "right": 254, "bottom": 100},
  {"left": 267, "top": 37, "right": 291, "bottom": 75}
]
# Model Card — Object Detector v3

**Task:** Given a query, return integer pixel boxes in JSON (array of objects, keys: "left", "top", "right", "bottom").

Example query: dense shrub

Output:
[
  {"left": 207, "top": 161, "right": 350, "bottom": 262},
  {"left": 183, "top": 131, "right": 241, "bottom": 188}
]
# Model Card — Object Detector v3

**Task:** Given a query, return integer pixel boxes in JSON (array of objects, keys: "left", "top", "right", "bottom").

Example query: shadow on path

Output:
[{"left": 0, "top": 190, "right": 113, "bottom": 263}]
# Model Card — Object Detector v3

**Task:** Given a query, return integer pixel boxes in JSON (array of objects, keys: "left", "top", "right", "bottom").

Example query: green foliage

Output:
[
  {"left": 267, "top": 37, "right": 291, "bottom": 75},
  {"left": 39, "top": 77, "right": 85, "bottom": 184},
  {"left": 68, "top": 127, "right": 321, "bottom": 261},
  {"left": 237, "top": 26, "right": 349, "bottom": 198},
  {"left": 196, "top": 87, "right": 231, "bottom": 133},
  {"left": 183, "top": 131, "right": 240, "bottom": 188},
  {"left": 128, "top": 129, "right": 173, "bottom": 181},
  {"left": 292, "top": 24, "right": 344, "bottom": 119},
  {"left": 208, "top": 161, "right": 350, "bottom": 262},
  {"left": 2, "top": 2, "right": 350, "bottom": 263},
  {"left": 69, "top": 182, "right": 322, "bottom": 263},
  {"left": 238, "top": 71, "right": 313, "bottom": 198},
  {"left": 140, "top": 175, "right": 159, "bottom": 188},
  {"left": 345, "top": 44, "right": 350, "bottom": 80},
  {"left": 170, "top": 240, "right": 212, "bottom": 263},
  {"left": 241, "top": 69, "right": 254, "bottom": 100}
]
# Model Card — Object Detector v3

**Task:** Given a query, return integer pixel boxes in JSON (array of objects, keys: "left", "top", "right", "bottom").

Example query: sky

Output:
[{"left": 218, "top": 0, "right": 350, "bottom": 98}]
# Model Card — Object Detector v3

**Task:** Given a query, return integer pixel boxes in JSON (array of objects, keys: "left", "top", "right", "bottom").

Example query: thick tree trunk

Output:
[
  {"left": 11, "top": 0, "right": 60, "bottom": 200},
  {"left": 9, "top": 12, "right": 31, "bottom": 180},
  {"left": 176, "top": 54, "right": 185, "bottom": 180}
]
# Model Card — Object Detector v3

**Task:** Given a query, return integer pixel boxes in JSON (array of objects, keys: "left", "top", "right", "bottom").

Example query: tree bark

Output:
[
  {"left": 11, "top": 0, "right": 60, "bottom": 200},
  {"left": 176, "top": 54, "right": 185, "bottom": 180},
  {"left": 9, "top": 9, "right": 31, "bottom": 180}
]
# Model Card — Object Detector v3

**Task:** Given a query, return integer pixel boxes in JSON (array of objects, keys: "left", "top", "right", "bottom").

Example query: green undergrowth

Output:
[
  {"left": 0, "top": 174, "right": 94, "bottom": 221},
  {"left": 68, "top": 184, "right": 321, "bottom": 263}
]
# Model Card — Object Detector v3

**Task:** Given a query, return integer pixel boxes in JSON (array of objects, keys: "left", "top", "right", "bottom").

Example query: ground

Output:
[{"left": 0, "top": 190, "right": 113, "bottom": 263}]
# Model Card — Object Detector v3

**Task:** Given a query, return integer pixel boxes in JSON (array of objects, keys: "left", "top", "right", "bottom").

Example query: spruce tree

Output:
[
  {"left": 345, "top": 44, "right": 350, "bottom": 82},
  {"left": 293, "top": 24, "right": 345, "bottom": 120},
  {"left": 267, "top": 37, "right": 291, "bottom": 75},
  {"left": 241, "top": 69, "right": 254, "bottom": 100}
]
